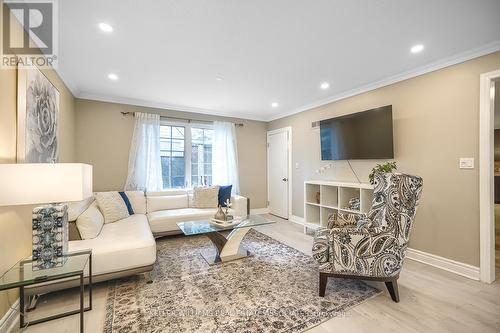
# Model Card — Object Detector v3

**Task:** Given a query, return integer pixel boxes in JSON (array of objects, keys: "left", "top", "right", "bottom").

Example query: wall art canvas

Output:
[{"left": 17, "top": 67, "right": 60, "bottom": 163}]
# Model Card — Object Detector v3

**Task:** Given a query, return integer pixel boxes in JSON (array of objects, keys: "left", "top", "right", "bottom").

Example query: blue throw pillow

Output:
[{"left": 218, "top": 185, "right": 232, "bottom": 207}]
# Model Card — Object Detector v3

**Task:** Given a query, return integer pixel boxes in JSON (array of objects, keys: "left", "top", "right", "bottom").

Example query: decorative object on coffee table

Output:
[
  {"left": 223, "top": 199, "right": 233, "bottom": 220},
  {"left": 0, "top": 164, "right": 93, "bottom": 270},
  {"left": 214, "top": 206, "right": 227, "bottom": 221}
]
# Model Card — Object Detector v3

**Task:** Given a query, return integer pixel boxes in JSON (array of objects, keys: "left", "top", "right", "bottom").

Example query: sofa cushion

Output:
[
  {"left": 95, "top": 192, "right": 130, "bottom": 223},
  {"left": 218, "top": 185, "right": 232, "bottom": 207},
  {"left": 118, "top": 192, "right": 135, "bottom": 215},
  {"left": 125, "top": 190, "right": 146, "bottom": 214},
  {"left": 67, "top": 196, "right": 94, "bottom": 221},
  {"left": 147, "top": 208, "right": 235, "bottom": 234},
  {"left": 192, "top": 186, "right": 219, "bottom": 208},
  {"left": 69, "top": 214, "right": 156, "bottom": 276},
  {"left": 76, "top": 202, "right": 104, "bottom": 239},
  {"left": 147, "top": 194, "right": 188, "bottom": 213}
]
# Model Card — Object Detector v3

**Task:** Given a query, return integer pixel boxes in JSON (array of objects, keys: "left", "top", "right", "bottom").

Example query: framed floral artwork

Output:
[{"left": 17, "top": 67, "right": 60, "bottom": 163}]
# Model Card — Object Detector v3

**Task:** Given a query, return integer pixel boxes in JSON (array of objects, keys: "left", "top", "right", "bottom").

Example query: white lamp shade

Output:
[{"left": 0, "top": 163, "right": 93, "bottom": 206}]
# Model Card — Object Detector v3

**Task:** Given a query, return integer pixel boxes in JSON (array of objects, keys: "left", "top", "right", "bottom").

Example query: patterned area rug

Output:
[{"left": 103, "top": 230, "right": 380, "bottom": 332}]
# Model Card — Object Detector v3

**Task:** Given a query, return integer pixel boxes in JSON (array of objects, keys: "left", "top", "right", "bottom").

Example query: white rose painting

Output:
[{"left": 20, "top": 68, "right": 60, "bottom": 163}]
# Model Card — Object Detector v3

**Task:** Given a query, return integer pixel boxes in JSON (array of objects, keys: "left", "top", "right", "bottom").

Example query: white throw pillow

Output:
[
  {"left": 147, "top": 195, "right": 188, "bottom": 213},
  {"left": 125, "top": 190, "right": 146, "bottom": 214},
  {"left": 76, "top": 202, "right": 104, "bottom": 239},
  {"left": 95, "top": 192, "right": 129, "bottom": 223},
  {"left": 67, "top": 196, "right": 94, "bottom": 221},
  {"left": 192, "top": 186, "right": 220, "bottom": 208}
]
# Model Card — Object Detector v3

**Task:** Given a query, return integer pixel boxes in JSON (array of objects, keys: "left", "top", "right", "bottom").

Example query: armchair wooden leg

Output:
[
  {"left": 319, "top": 272, "right": 328, "bottom": 297},
  {"left": 385, "top": 279, "right": 400, "bottom": 303}
]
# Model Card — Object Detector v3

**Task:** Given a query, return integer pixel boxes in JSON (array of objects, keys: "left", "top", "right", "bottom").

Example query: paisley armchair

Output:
[{"left": 312, "top": 173, "right": 423, "bottom": 302}]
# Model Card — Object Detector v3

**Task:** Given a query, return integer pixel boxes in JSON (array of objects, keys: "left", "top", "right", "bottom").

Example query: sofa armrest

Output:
[{"left": 231, "top": 195, "right": 249, "bottom": 217}]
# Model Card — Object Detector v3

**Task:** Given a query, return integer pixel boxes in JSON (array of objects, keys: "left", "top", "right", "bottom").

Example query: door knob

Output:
[{"left": 282, "top": 178, "right": 288, "bottom": 182}]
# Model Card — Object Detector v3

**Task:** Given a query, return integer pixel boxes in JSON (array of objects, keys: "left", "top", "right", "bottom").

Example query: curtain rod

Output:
[{"left": 120, "top": 112, "right": 244, "bottom": 127}]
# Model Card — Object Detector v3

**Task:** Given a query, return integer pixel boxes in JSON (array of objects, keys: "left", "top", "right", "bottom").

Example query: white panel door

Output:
[{"left": 268, "top": 129, "right": 289, "bottom": 219}]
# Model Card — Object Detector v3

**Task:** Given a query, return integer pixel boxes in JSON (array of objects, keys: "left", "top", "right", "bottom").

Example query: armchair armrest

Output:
[
  {"left": 312, "top": 227, "right": 330, "bottom": 265},
  {"left": 231, "top": 195, "right": 249, "bottom": 217}
]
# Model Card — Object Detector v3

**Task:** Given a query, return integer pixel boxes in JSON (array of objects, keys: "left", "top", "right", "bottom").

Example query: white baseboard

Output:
[
  {"left": 406, "top": 248, "right": 480, "bottom": 281},
  {"left": 250, "top": 207, "right": 270, "bottom": 215},
  {"left": 0, "top": 299, "right": 19, "bottom": 333}
]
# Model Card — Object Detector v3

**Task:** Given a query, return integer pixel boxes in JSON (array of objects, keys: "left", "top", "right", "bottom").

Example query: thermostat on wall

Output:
[{"left": 459, "top": 158, "right": 474, "bottom": 169}]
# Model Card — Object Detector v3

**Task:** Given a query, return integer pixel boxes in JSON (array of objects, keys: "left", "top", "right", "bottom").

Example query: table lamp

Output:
[{"left": 0, "top": 163, "right": 93, "bottom": 270}]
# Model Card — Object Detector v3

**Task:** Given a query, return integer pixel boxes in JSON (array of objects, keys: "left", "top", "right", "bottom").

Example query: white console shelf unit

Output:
[{"left": 303, "top": 180, "right": 374, "bottom": 231}]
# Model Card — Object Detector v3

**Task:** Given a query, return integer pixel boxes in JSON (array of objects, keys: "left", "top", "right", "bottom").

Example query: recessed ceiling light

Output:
[
  {"left": 108, "top": 73, "right": 118, "bottom": 81},
  {"left": 271, "top": 102, "right": 279, "bottom": 108},
  {"left": 320, "top": 82, "right": 330, "bottom": 90},
  {"left": 98, "top": 22, "right": 113, "bottom": 33},
  {"left": 410, "top": 44, "right": 424, "bottom": 54},
  {"left": 215, "top": 77, "right": 223, "bottom": 81}
]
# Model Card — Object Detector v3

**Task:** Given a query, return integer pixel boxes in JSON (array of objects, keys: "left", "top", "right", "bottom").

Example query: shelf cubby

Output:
[
  {"left": 305, "top": 204, "right": 320, "bottom": 225},
  {"left": 339, "top": 187, "right": 361, "bottom": 211},
  {"left": 360, "top": 188, "right": 374, "bottom": 213},
  {"left": 303, "top": 180, "right": 374, "bottom": 233},
  {"left": 305, "top": 183, "right": 321, "bottom": 204},
  {"left": 320, "top": 185, "right": 338, "bottom": 208},
  {"left": 321, "top": 207, "right": 337, "bottom": 227}
]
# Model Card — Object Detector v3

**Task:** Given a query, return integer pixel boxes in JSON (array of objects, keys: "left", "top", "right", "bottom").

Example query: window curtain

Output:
[
  {"left": 124, "top": 112, "right": 163, "bottom": 191},
  {"left": 213, "top": 121, "right": 240, "bottom": 194}
]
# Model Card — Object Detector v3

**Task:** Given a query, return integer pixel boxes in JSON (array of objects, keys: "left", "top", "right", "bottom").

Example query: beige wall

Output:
[
  {"left": 0, "top": 2, "right": 76, "bottom": 319},
  {"left": 75, "top": 99, "right": 268, "bottom": 208},
  {"left": 269, "top": 51, "right": 500, "bottom": 267}
]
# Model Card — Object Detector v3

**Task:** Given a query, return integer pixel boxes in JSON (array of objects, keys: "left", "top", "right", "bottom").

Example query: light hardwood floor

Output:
[{"left": 13, "top": 215, "right": 500, "bottom": 333}]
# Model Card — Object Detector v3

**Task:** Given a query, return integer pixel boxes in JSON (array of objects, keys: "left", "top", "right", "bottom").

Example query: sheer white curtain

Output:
[
  {"left": 213, "top": 121, "right": 240, "bottom": 194},
  {"left": 124, "top": 112, "right": 163, "bottom": 191}
]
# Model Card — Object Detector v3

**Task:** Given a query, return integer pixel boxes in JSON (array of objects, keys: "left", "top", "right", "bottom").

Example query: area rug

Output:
[{"left": 103, "top": 230, "right": 380, "bottom": 333}]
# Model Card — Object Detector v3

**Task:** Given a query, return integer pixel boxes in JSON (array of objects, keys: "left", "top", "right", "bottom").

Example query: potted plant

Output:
[{"left": 368, "top": 161, "right": 397, "bottom": 185}]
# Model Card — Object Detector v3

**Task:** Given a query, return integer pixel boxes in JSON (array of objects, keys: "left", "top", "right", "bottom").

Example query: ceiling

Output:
[{"left": 57, "top": 0, "right": 500, "bottom": 121}]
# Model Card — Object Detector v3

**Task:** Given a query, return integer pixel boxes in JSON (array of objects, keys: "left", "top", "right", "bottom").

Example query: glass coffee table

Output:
[{"left": 177, "top": 215, "right": 275, "bottom": 264}]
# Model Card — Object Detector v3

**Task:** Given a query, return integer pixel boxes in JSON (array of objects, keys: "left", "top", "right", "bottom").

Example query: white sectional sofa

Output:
[{"left": 65, "top": 189, "right": 249, "bottom": 282}]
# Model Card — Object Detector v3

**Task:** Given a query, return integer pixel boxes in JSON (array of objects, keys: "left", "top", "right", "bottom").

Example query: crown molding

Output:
[
  {"left": 75, "top": 92, "right": 265, "bottom": 122},
  {"left": 266, "top": 39, "right": 500, "bottom": 121}
]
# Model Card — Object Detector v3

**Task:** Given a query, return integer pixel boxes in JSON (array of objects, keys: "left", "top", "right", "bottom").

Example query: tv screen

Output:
[{"left": 320, "top": 105, "right": 394, "bottom": 160}]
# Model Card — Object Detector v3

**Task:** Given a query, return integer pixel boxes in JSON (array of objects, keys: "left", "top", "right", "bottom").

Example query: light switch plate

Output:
[{"left": 459, "top": 158, "right": 474, "bottom": 169}]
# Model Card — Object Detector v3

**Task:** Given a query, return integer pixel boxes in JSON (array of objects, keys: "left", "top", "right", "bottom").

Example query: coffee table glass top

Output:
[
  {"left": 0, "top": 252, "right": 90, "bottom": 291},
  {"left": 177, "top": 215, "right": 275, "bottom": 236}
]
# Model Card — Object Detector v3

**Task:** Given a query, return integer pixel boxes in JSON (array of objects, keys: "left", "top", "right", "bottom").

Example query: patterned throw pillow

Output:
[
  {"left": 192, "top": 186, "right": 220, "bottom": 208},
  {"left": 95, "top": 192, "right": 130, "bottom": 223}
]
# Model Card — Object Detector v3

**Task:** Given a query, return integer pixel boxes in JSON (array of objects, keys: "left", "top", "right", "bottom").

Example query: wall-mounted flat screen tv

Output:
[{"left": 320, "top": 105, "right": 394, "bottom": 160}]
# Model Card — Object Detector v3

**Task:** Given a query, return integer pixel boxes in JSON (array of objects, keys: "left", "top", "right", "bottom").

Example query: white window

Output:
[{"left": 160, "top": 121, "right": 213, "bottom": 189}]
